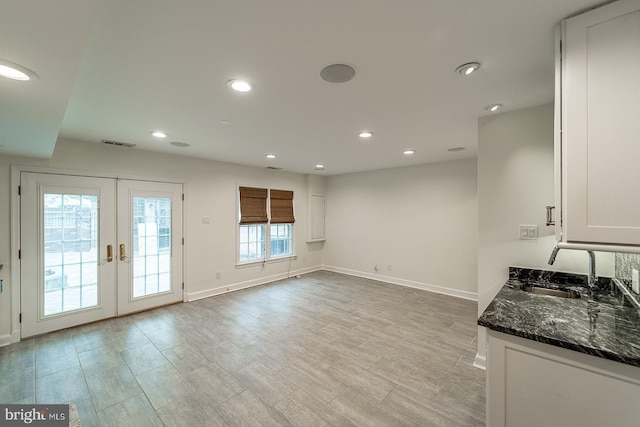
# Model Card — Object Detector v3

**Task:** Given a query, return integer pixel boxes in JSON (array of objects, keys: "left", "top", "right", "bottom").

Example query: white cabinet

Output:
[
  {"left": 557, "top": 0, "right": 640, "bottom": 246},
  {"left": 307, "top": 193, "right": 326, "bottom": 242},
  {"left": 486, "top": 331, "right": 640, "bottom": 427}
]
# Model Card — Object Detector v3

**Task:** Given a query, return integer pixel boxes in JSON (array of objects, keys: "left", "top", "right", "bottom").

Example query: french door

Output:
[
  {"left": 20, "top": 173, "right": 183, "bottom": 338},
  {"left": 116, "top": 180, "right": 183, "bottom": 315}
]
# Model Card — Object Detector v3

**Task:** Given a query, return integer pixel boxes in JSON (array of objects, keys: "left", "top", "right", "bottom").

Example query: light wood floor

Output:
[{"left": 0, "top": 271, "right": 485, "bottom": 426}]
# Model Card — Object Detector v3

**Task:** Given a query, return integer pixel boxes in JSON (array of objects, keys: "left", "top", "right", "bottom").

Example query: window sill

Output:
[{"left": 236, "top": 255, "right": 297, "bottom": 269}]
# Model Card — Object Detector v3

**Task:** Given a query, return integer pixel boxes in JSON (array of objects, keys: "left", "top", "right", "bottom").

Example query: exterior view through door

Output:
[{"left": 20, "top": 173, "right": 183, "bottom": 338}]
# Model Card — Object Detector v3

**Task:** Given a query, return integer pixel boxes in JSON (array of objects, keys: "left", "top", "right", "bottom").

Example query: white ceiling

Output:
[{"left": 1, "top": 0, "right": 605, "bottom": 175}]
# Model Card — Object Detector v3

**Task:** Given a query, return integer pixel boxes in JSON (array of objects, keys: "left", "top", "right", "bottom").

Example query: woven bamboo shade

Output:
[
  {"left": 270, "top": 189, "right": 295, "bottom": 224},
  {"left": 239, "top": 187, "right": 268, "bottom": 224}
]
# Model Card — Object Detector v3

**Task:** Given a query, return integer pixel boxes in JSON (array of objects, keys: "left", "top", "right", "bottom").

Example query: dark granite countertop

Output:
[{"left": 478, "top": 267, "right": 640, "bottom": 368}]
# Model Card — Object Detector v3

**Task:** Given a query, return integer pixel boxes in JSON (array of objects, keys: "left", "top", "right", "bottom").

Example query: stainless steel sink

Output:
[{"left": 523, "top": 286, "right": 581, "bottom": 299}]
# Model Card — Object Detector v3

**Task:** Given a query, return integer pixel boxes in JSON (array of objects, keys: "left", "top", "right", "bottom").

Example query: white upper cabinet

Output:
[{"left": 558, "top": 0, "right": 640, "bottom": 246}]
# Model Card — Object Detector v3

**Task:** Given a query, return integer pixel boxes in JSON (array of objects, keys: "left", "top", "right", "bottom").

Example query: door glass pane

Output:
[
  {"left": 133, "top": 197, "right": 171, "bottom": 298},
  {"left": 44, "top": 193, "right": 98, "bottom": 315}
]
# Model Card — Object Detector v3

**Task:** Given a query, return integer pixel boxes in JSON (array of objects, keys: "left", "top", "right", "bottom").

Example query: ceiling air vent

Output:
[
  {"left": 266, "top": 166, "right": 282, "bottom": 170},
  {"left": 100, "top": 139, "right": 136, "bottom": 148}
]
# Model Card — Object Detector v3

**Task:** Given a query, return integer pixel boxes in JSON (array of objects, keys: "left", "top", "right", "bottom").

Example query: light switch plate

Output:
[
  {"left": 519, "top": 225, "right": 538, "bottom": 240},
  {"left": 632, "top": 269, "right": 639, "bottom": 294}
]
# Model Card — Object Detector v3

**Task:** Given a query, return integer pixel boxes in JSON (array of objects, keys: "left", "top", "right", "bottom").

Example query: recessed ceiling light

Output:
[
  {"left": 265, "top": 154, "right": 277, "bottom": 159},
  {"left": 359, "top": 131, "right": 373, "bottom": 139},
  {"left": 484, "top": 104, "right": 503, "bottom": 112},
  {"left": 315, "top": 164, "right": 325, "bottom": 170},
  {"left": 150, "top": 131, "right": 168, "bottom": 138},
  {"left": 170, "top": 142, "right": 190, "bottom": 147},
  {"left": 448, "top": 147, "right": 465, "bottom": 152},
  {"left": 0, "top": 59, "right": 38, "bottom": 81},
  {"left": 403, "top": 150, "right": 415, "bottom": 155},
  {"left": 455, "top": 62, "right": 481, "bottom": 76},
  {"left": 228, "top": 79, "right": 253, "bottom": 93},
  {"left": 219, "top": 120, "right": 232, "bottom": 125}
]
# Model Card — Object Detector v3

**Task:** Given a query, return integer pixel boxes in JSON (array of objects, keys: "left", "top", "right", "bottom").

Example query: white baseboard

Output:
[
  {"left": 322, "top": 265, "right": 478, "bottom": 301},
  {"left": 0, "top": 334, "right": 12, "bottom": 348},
  {"left": 185, "top": 265, "right": 322, "bottom": 301},
  {"left": 473, "top": 353, "right": 487, "bottom": 370}
]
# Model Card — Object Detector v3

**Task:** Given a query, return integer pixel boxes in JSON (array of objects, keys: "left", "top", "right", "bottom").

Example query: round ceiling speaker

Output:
[{"left": 320, "top": 64, "right": 356, "bottom": 83}]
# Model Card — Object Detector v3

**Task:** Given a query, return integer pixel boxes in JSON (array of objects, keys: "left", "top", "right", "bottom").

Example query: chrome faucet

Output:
[{"left": 548, "top": 245, "right": 598, "bottom": 290}]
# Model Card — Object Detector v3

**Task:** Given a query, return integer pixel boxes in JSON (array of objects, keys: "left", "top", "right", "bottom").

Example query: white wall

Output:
[
  {"left": 0, "top": 138, "right": 325, "bottom": 343},
  {"left": 323, "top": 159, "right": 478, "bottom": 299},
  {"left": 477, "top": 104, "right": 614, "bottom": 363},
  {"left": 3, "top": 105, "right": 614, "bottom": 353}
]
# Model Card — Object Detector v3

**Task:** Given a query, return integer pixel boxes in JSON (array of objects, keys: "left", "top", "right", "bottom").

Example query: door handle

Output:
[
  {"left": 119, "top": 244, "right": 126, "bottom": 261},
  {"left": 106, "top": 244, "right": 113, "bottom": 262},
  {"left": 546, "top": 205, "right": 556, "bottom": 226}
]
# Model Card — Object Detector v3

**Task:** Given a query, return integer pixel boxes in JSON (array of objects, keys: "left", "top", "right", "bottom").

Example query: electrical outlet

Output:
[
  {"left": 387, "top": 265, "right": 391, "bottom": 271},
  {"left": 519, "top": 225, "right": 538, "bottom": 240},
  {"left": 202, "top": 216, "right": 211, "bottom": 224},
  {"left": 216, "top": 272, "right": 221, "bottom": 280}
]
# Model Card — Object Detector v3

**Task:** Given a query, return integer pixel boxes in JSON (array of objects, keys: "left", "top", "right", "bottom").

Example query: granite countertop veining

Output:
[{"left": 478, "top": 267, "right": 640, "bottom": 368}]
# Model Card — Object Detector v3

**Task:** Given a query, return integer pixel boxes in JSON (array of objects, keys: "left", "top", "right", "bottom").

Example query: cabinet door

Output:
[
  {"left": 487, "top": 332, "right": 640, "bottom": 427},
  {"left": 308, "top": 194, "right": 326, "bottom": 241},
  {"left": 562, "top": 0, "right": 640, "bottom": 245}
]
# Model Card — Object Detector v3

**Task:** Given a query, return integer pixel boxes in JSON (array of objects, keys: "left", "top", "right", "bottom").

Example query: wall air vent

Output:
[
  {"left": 100, "top": 139, "right": 136, "bottom": 148},
  {"left": 266, "top": 166, "right": 283, "bottom": 170}
]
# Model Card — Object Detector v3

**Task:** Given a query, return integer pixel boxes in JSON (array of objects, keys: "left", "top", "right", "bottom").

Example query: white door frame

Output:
[{"left": 10, "top": 165, "right": 187, "bottom": 343}]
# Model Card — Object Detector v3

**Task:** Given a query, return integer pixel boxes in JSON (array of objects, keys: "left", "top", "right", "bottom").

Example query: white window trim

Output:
[{"left": 236, "top": 253, "right": 298, "bottom": 269}]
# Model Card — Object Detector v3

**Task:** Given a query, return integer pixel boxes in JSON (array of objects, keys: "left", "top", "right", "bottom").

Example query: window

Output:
[
  {"left": 238, "top": 187, "right": 294, "bottom": 263},
  {"left": 268, "top": 189, "right": 294, "bottom": 259},
  {"left": 270, "top": 223, "right": 292, "bottom": 257},
  {"left": 239, "top": 223, "right": 266, "bottom": 262}
]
